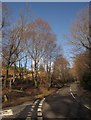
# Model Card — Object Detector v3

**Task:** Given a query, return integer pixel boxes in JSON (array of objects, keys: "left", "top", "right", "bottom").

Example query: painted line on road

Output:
[
  {"left": 0, "top": 109, "right": 13, "bottom": 117},
  {"left": 70, "top": 87, "right": 72, "bottom": 92},
  {"left": 37, "top": 105, "right": 42, "bottom": 108},
  {"left": 70, "top": 87, "right": 76, "bottom": 100},
  {"left": 39, "top": 103, "right": 42, "bottom": 105},
  {"left": 31, "top": 99, "right": 39, "bottom": 112},
  {"left": 37, "top": 97, "right": 45, "bottom": 119},
  {"left": 26, "top": 99, "right": 39, "bottom": 120},
  {"left": 37, "top": 116, "right": 43, "bottom": 120},
  {"left": 83, "top": 104, "right": 91, "bottom": 111},
  {"left": 33, "top": 99, "right": 39, "bottom": 105},
  {"left": 26, "top": 117, "right": 32, "bottom": 120},
  {"left": 37, "top": 108, "right": 42, "bottom": 112},
  {"left": 71, "top": 92, "right": 76, "bottom": 99},
  {"left": 31, "top": 108, "right": 34, "bottom": 112},
  {"left": 70, "top": 86, "right": 91, "bottom": 111}
]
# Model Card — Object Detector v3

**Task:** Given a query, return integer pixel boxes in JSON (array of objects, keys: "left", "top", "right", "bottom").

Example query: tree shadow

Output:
[
  {"left": 16, "top": 105, "right": 32, "bottom": 119},
  {"left": 43, "top": 93, "right": 91, "bottom": 119}
]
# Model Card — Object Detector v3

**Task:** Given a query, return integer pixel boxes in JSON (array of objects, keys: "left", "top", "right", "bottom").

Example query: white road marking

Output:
[
  {"left": 71, "top": 92, "right": 75, "bottom": 99},
  {"left": 39, "top": 103, "right": 43, "bottom": 106},
  {"left": 28, "top": 112, "right": 31, "bottom": 114},
  {"left": 70, "top": 86, "right": 91, "bottom": 111},
  {"left": 70, "top": 86, "right": 76, "bottom": 99},
  {"left": 34, "top": 100, "right": 39, "bottom": 104},
  {"left": 27, "top": 114, "right": 31, "bottom": 117},
  {"left": 70, "top": 87, "right": 76, "bottom": 99},
  {"left": 31, "top": 108, "right": 34, "bottom": 112},
  {"left": 26, "top": 116, "right": 32, "bottom": 120},
  {"left": 37, "top": 108, "right": 42, "bottom": 112},
  {"left": 83, "top": 105, "right": 91, "bottom": 110},
  {"left": 34, "top": 99, "right": 39, "bottom": 105},
  {"left": 42, "top": 98, "right": 45, "bottom": 101},
  {"left": 0, "top": 109, "right": 13, "bottom": 116},
  {"left": 38, "top": 117, "right": 43, "bottom": 120},
  {"left": 70, "top": 87, "right": 72, "bottom": 92},
  {"left": 31, "top": 99, "right": 39, "bottom": 112},
  {"left": 26, "top": 99, "right": 39, "bottom": 120},
  {"left": 31, "top": 105, "right": 35, "bottom": 108},
  {"left": 37, "top": 116, "right": 43, "bottom": 120},
  {"left": 37, "top": 97, "right": 45, "bottom": 118},
  {"left": 37, "top": 111, "right": 42, "bottom": 116},
  {"left": 38, "top": 105, "right": 42, "bottom": 108}
]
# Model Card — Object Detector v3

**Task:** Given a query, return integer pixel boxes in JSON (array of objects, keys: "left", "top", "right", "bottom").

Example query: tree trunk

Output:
[
  {"left": 47, "top": 58, "right": 52, "bottom": 88},
  {"left": 25, "top": 55, "right": 27, "bottom": 73},
  {"left": 32, "top": 71, "right": 34, "bottom": 81},
  {"left": 19, "top": 60, "right": 22, "bottom": 79},
  {"left": 34, "top": 60, "right": 38, "bottom": 88},
  {"left": 9, "top": 79, "right": 12, "bottom": 92},
  {"left": 4, "top": 66, "right": 9, "bottom": 88},
  {"left": 31, "top": 62, "right": 34, "bottom": 82},
  {"left": 21, "top": 64, "right": 23, "bottom": 80},
  {"left": 89, "top": 50, "right": 91, "bottom": 68},
  {"left": 13, "top": 63, "right": 16, "bottom": 82}
]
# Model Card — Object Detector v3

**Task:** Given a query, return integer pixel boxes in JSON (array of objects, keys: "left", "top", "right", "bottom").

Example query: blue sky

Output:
[{"left": 6, "top": 2, "right": 89, "bottom": 67}]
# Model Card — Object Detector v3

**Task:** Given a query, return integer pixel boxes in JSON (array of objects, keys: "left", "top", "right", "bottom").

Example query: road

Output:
[
  {"left": 43, "top": 84, "right": 91, "bottom": 119},
  {"left": 2, "top": 82, "right": 91, "bottom": 120}
]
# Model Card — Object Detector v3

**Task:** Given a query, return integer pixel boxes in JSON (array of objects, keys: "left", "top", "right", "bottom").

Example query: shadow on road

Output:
[
  {"left": 43, "top": 91, "right": 91, "bottom": 119},
  {"left": 16, "top": 105, "right": 32, "bottom": 119}
]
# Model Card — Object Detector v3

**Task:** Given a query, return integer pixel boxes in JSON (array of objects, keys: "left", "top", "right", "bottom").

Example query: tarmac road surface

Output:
[
  {"left": 1, "top": 83, "right": 91, "bottom": 120},
  {"left": 43, "top": 85, "right": 91, "bottom": 119}
]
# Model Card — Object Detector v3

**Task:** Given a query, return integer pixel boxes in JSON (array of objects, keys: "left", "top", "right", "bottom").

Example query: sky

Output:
[
  {"left": 2, "top": 0, "right": 90, "bottom": 2},
  {"left": 6, "top": 2, "right": 89, "bottom": 67}
]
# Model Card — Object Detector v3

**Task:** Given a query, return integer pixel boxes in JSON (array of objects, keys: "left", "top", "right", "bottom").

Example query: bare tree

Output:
[
  {"left": 69, "top": 7, "right": 91, "bottom": 89},
  {"left": 2, "top": 19, "right": 26, "bottom": 89},
  {"left": 44, "top": 39, "right": 59, "bottom": 88},
  {"left": 25, "top": 18, "right": 57, "bottom": 88},
  {"left": 72, "top": 51, "right": 91, "bottom": 89},
  {"left": 1, "top": 3, "right": 10, "bottom": 30},
  {"left": 71, "top": 7, "right": 90, "bottom": 51},
  {"left": 72, "top": 52, "right": 89, "bottom": 80},
  {"left": 53, "top": 55, "right": 69, "bottom": 83}
]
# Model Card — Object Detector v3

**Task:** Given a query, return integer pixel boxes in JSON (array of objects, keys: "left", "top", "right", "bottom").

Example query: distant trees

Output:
[
  {"left": 44, "top": 34, "right": 58, "bottom": 88},
  {"left": 53, "top": 55, "right": 70, "bottom": 83},
  {"left": 72, "top": 52, "right": 89, "bottom": 80},
  {"left": 72, "top": 51, "right": 91, "bottom": 90}
]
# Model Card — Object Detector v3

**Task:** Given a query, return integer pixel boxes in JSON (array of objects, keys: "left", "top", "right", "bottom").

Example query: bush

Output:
[{"left": 80, "top": 71, "right": 91, "bottom": 90}]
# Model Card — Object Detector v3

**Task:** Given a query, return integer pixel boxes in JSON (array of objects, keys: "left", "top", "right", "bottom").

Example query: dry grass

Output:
[
  {"left": 2, "top": 96, "right": 32, "bottom": 108},
  {"left": 34, "top": 87, "right": 57, "bottom": 99},
  {"left": 2, "top": 87, "right": 57, "bottom": 108}
]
